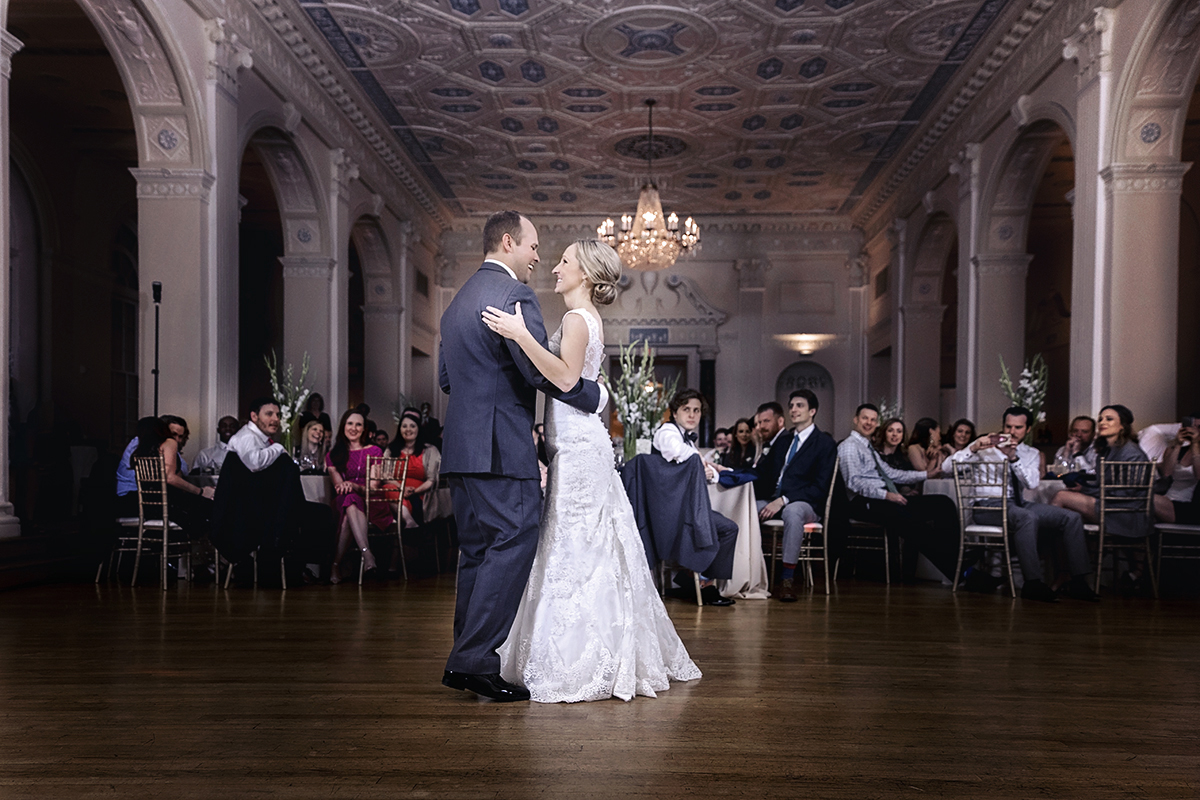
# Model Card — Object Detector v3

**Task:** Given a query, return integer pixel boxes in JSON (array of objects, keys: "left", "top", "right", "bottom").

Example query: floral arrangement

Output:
[
  {"left": 998, "top": 353, "right": 1048, "bottom": 430},
  {"left": 875, "top": 396, "right": 904, "bottom": 424},
  {"left": 602, "top": 341, "right": 679, "bottom": 462},
  {"left": 264, "top": 349, "right": 311, "bottom": 455}
]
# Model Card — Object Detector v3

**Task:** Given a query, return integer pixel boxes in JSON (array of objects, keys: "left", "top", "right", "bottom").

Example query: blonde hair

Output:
[{"left": 573, "top": 239, "right": 622, "bottom": 306}]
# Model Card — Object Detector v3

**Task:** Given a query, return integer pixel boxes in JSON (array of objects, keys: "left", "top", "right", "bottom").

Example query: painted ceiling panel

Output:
[{"left": 297, "top": 0, "right": 1010, "bottom": 217}]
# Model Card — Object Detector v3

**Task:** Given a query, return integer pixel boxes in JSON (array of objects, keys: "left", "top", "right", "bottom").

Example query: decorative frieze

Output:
[
  {"left": 205, "top": 17, "right": 254, "bottom": 98},
  {"left": 972, "top": 252, "right": 1033, "bottom": 277},
  {"left": 1062, "top": 7, "right": 1113, "bottom": 90},
  {"left": 280, "top": 256, "right": 335, "bottom": 281},
  {"left": 1101, "top": 162, "right": 1192, "bottom": 194},
  {"left": 130, "top": 168, "right": 215, "bottom": 201}
]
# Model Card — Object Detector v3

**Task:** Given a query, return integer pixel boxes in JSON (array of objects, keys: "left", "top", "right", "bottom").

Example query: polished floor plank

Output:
[{"left": 0, "top": 578, "right": 1197, "bottom": 799}]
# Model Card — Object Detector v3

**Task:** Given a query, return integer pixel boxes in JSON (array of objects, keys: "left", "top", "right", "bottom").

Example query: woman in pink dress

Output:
[{"left": 325, "top": 409, "right": 394, "bottom": 583}]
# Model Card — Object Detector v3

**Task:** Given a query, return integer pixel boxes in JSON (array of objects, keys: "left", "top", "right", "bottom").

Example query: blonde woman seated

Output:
[{"left": 296, "top": 420, "right": 327, "bottom": 473}]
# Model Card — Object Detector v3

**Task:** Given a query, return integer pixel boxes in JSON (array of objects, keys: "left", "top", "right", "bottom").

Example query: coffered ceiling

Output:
[{"left": 296, "top": 0, "right": 1010, "bottom": 219}]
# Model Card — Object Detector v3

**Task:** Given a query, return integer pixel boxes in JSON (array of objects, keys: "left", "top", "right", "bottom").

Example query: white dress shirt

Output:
[
  {"left": 227, "top": 422, "right": 287, "bottom": 473},
  {"left": 484, "top": 257, "right": 518, "bottom": 281},
  {"left": 193, "top": 441, "right": 231, "bottom": 473},
  {"left": 653, "top": 422, "right": 716, "bottom": 483},
  {"left": 942, "top": 440, "right": 1040, "bottom": 500}
]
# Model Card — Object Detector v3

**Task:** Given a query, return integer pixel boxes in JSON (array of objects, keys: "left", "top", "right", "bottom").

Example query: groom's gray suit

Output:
[{"left": 439, "top": 261, "right": 602, "bottom": 675}]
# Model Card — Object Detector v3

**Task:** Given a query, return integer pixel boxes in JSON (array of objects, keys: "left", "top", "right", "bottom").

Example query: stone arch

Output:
[
  {"left": 981, "top": 120, "right": 1072, "bottom": 254},
  {"left": 351, "top": 217, "right": 395, "bottom": 304},
  {"left": 71, "top": 0, "right": 206, "bottom": 170},
  {"left": 907, "top": 214, "right": 956, "bottom": 306},
  {"left": 901, "top": 214, "right": 958, "bottom": 423},
  {"left": 1110, "top": 0, "right": 1200, "bottom": 166},
  {"left": 243, "top": 127, "right": 328, "bottom": 257}
]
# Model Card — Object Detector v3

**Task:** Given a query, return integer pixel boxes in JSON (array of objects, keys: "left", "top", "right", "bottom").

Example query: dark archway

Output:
[
  {"left": 347, "top": 240, "right": 365, "bottom": 411},
  {"left": 237, "top": 142, "right": 285, "bottom": 416},
  {"left": 1177, "top": 81, "right": 1200, "bottom": 416}
]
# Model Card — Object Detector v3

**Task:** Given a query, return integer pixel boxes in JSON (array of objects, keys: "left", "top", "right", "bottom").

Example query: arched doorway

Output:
[
  {"left": 904, "top": 215, "right": 957, "bottom": 425},
  {"left": 1178, "top": 77, "right": 1200, "bottom": 415},
  {"left": 347, "top": 238, "right": 365, "bottom": 410},
  {"left": 7, "top": 0, "right": 140, "bottom": 524},
  {"left": 237, "top": 139, "right": 285, "bottom": 415}
]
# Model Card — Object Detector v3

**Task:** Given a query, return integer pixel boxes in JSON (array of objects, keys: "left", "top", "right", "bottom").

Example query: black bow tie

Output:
[{"left": 684, "top": 431, "right": 698, "bottom": 444}]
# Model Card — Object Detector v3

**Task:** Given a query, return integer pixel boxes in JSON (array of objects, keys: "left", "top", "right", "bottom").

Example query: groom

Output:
[{"left": 438, "top": 210, "right": 607, "bottom": 702}]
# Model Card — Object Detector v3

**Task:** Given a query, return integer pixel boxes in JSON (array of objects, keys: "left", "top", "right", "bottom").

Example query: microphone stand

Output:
[{"left": 152, "top": 281, "right": 162, "bottom": 417}]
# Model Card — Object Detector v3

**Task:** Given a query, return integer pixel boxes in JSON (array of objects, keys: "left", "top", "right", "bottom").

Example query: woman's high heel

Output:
[{"left": 361, "top": 547, "right": 378, "bottom": 574}]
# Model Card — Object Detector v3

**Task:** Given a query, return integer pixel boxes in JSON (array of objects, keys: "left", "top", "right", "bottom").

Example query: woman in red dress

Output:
[
  {"left": 325, "top": 409, "right": 394, "bottom": 584},
  {"left": 384, "top": 410, "right": 442, "bottom": 577}
]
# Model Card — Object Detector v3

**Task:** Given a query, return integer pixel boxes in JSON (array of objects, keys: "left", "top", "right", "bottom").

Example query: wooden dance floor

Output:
[{"left": 0, "top": 577, "right": 1196, "bottom": 799}]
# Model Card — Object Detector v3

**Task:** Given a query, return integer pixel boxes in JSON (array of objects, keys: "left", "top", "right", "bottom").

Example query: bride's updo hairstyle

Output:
[{"left": 573, "top": 239, "right": 622, "bottom": 306}]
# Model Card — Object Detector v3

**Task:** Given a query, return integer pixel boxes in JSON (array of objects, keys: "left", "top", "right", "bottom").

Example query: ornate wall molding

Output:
[
  {"left": 233, "top": 0, "right": 449, "bottom": 229},
  {"left": 1062, "top": 7, "right": 1113, "bottom": 90},
  {"left": 607, "top": 273, "right": 728, "bottom": 329},
  {"left": 279, "top": 256, "right": 335, "bottom": 280},
  {"left": 1101, "top": 162, "right": 1192, "bottom": 194},
  {"left": 1, "top": 30, "right": 23, "bottom": 80},
  {"left": 205, "top": 17, "right": 254, "bottom": 99},
  {"left": 130, "top": 168, "right": 215, "bottom": 201},
  {"left": 972, "top": 252, "right": 1034, "bottom": 277}
]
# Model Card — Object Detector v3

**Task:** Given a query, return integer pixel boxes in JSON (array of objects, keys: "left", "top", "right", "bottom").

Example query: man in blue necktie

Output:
[{"left": 755, "top": 389, "right": 837, "bottom": 601}]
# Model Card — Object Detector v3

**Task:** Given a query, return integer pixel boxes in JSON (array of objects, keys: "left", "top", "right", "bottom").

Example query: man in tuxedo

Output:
[
  {"left": 755, "top": 390, "right": 837, "bottom": 601},
  {"left": 438, "top": 210, "right": 606, "bottom": 702}
]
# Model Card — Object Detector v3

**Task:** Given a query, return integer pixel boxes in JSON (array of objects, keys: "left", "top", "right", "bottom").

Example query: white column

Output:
[
  {"left": 970, "top": 253, "right": 1033, "bottom": 427},
  {"left": 1101, "top": 162, "right": 1189, "bottom": 424},
  {"left": 363, "top": 304, "right": 402, "bottom": 419},
  {"left": 204, "top": 19, "right": 252, "bottom": 426},
  {"left": 950, "top": 143, "right": 983, "bottom": 421},
  {"left": 281, "top": 256, "right": 336, "bottom": 403},
  {"left": 846, "top": 254, "right": 870, "bottom": 426},
  {"left": 734, "top": 257, "right": 769, "bottom": 400},
  {"left": 131, "top": 168, "right": 215, "bottom": 458},
  {"left": 0, "top": 28, "right": 24, "bottom": 537},
  {"left": 889, "top": 221, "right": 907, "bottom": 406},
  {"left": 900, "top": 304, "right": 947, "bottom": 422},
  {"left": 327, "top": 150, "right": 357, "bottom": 415},
  {"left": 1064, "top": 7, "right": 1114, "bottom": 419}
]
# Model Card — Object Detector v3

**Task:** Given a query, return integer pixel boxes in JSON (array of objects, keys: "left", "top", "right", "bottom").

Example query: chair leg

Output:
[
  {"left": 224, "top": 559, "right": 236, "bottom": 589},
  {"left": 280, "top": 557, "right": 287, "bottom": 591},
  {"left": 252, "top": 550, "right": 259, "bottom": 588},
  {"left": 833, "top": 557, "right": 841, "bottom": 581},
  {"left": 161, "top": 531, "right": 169, "bottom": 591},
  {"left": 130, "top": 527, "right": 145, "bottom": 588},
  {"left": 1002, "top": 538, "right": 1016, "bottom": 598},
  {"left": 692, "top": 572, "right": 703, "bottom": 607},
  {"left": 1144, "top": 538, "right": 1158, "bottom": 599},
  {"left": 882, "top": 535, "right": 890, "bottom": 586},
  {"left": 1095, "top": 530, "right": 1104, "bottom": 594},
  {"left": 952, "top": 535, "right": 966, "bottom": 593},
  {"left": 821, "top": 537, "right": 830, "bottom": 596}
]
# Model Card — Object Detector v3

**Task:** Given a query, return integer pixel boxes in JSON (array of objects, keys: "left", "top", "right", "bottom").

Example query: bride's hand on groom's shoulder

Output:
[{"left": 482, "top": 303, "right": 529, "bottom": 342}]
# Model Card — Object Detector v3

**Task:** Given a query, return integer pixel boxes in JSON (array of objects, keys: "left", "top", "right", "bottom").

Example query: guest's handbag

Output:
[{"left": 717, "top": 468, "right": 757, "bottom": 488}]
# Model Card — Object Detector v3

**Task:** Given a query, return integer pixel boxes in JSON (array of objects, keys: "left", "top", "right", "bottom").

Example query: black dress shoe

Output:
[
  {"left": 442, "top": 670, "right": 530, "bottom": 702},
  {"left": 1062, "top": 575, "right": 1101, "bottom": 602},
  {"left": 700, "top": 585, "right": 735, "bottom": 606},
  {"left": 1020, "top": 579, "right": 1059, "bottom": 603}
]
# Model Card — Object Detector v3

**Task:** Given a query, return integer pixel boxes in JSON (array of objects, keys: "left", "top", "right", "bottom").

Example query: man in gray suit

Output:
[{"left": 438, "top": 210, "right": 606, "bottom": 701}]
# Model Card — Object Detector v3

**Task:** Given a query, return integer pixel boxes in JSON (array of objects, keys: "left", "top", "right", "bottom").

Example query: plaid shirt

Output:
[{"left": 837, "top": 430, "right": 926, "bottom": 501}]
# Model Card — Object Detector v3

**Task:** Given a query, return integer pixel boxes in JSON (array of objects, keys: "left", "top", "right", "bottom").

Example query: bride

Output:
[{"left": 481, "top": 239, "right": 701, "bottom": 703}]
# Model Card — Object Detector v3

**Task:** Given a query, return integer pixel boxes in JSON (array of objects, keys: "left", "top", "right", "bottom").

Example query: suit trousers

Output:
[
  {"left": 849, "top": 494, "right": 959, "bottom": 581},
  {"left": 705, "top": 511, "right": 739, "bottom": 580},
  {"left": 757, "top": 499, "right": 818, "bottom": 564},
  {"left": 973, "top": 500, "right": 1090, "bottom": 583},
  {"left": 446, "top": 474, "right": 541, "bottom": 675}
]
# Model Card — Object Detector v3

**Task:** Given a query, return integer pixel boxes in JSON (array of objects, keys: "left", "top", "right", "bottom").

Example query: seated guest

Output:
[
  {"left": 297, "top": 393, "right": 333, "bottom": 436},
  {"left": 326, "top": 409, "right": 393, "bottom": 584},
  {"left": 296, "top": 420, "right": 328, "bottom": 473},
  {"left": 874, "top": 418, "right": 920, "bottom": 498},
  {"left": 943, "top": 406, "right": 1098, "bottom": 602},
  {"left": 119, "top": 416, "right": 214, "bottom": 530},
  {"left": 651, "top": 388, "right": 738, "bottom": 606},
  {"left": 193, "top": 416, "right": 239, "bottom": 474},
  {"left": 160, "top": 415, "right": 193, "bottom": 475},
  {"left": 1053, "top": 415, "right": 1097, "bottom": 474},
  {"left": 1051, "top": 404, "right": 1154, "bottom": 590},
  {"left": 386, "top": 410, "right": 442, "bottom": 577},
  {"left": 374, "top": 429, "right": 391, "bottom": 450},
  {"left": 220, "top": 398, "right": 335, "bottom": 582},
  {"left": 755, "top": 389, "right": 837, "bottom": 601},
  {"left": 750, "top": 401, "right": 788, "bottom": 500},
  {"left": 114, "top": 415, "right": 193, "bottom": 515},
  {"left": 704, "top": 427, "right": 732, "bottom": 465},
  {"left": 907, "top": 417, "right": 949, "bottom": 474},
  {"left": 722, "top": 418, "right": 757, "bottom": 469},
  {"left": 945, "top": 418, "right": 977, "bottom": 455},
  {"left": 838, "top": 404, "right": 958, "bottom": 584},
  {"left": 1157, "top": 415, "right": 1198, "bottom": 524}
]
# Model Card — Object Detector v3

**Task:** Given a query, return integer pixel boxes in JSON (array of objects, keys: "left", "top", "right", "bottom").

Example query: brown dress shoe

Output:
[{"left": 777, "top": 577, "right": 798, "bottom": 602}]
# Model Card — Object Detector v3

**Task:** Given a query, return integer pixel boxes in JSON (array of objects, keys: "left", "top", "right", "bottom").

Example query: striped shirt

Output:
[{"left": 837, "top": 430, "right": 926, "bottom": 501}]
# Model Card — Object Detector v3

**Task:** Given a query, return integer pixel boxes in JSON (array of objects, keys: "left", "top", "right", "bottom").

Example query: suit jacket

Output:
[
  {"left": 620, "top": 453, "right": 721, "bottom": 576},
  {"left": 211, "top": 452, "right": 306, "bottom": 562},
  {"left": 438, "top": 262, "right": 601, "bottom": 479},
  {"left": 752, "top": 429, "right": 792, "bottom": 501},
  {"left": 773, "top": 426, "right": 838, "bottom": 516}
]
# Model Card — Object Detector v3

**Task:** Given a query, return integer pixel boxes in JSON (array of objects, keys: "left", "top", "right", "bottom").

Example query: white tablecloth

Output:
[
  {"left": 923, "top": 477, "right": 1064, "bottom": 506},
  {"left": 708, "top": 482, "right": 771, "bottom": 600}
]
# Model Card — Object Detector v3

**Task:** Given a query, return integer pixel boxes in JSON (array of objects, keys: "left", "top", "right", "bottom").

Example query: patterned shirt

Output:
[{"left": 838, "top": 430, "right": 926, "bottom": 501}]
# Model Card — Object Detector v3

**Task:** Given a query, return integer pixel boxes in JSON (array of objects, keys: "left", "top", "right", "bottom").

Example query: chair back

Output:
[
  {"left": 1096, "top": 459, "right": 1156, "bottom": 527},
  {"left": 131, "top": 455, "right": 170, "bottom": 527},
  {"left": 821, "top": 453, "right": 840, "bottom": 524},
  {"left": 366, "top": 454, "right": 407, "bottom": 514},
  {"left": 952, "top": 460, "right": 1010, "bottom": 529}
]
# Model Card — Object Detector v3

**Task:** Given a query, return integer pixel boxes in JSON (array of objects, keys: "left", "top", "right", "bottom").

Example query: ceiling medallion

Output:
[
  {"left": 598, "top": 100, "right": 699, "bottom": 272},
  {"left": 583, "top": 7, "right": 717, "bottom": 69}
]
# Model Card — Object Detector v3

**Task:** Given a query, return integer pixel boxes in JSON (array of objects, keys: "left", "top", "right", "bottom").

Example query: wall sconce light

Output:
[{"left": 772, "top": 333, "right": 842, "bottom": 355}]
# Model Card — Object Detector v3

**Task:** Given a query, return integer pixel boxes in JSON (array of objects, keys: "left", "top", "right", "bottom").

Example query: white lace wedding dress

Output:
[{"left": 498, "top": 309, "right": 702, "bottom": 702}]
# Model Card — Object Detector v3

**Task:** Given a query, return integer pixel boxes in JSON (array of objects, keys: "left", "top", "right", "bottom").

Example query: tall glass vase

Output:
[{"left": 623, "top": 429, "right": 639, "bottom": 463}]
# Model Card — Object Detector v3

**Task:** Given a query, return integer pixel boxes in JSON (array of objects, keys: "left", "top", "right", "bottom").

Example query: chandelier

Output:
[{"left": 598, "top": 99, "right": 700, "bottom": 272}]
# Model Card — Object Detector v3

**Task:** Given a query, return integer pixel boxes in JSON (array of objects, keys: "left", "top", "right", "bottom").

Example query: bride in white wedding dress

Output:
[{"left": 482, "top": 239, "right": 701, "bottom": 703}]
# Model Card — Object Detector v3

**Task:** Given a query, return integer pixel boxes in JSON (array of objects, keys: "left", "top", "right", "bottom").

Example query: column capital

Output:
[
  {"left": 949, "top": 143, "right": 982, "bottom": 198},
  {"left": 1, "top": 30, "right": 24, "bottom": 80},
  {"left": 734, "top": 258, "right": 770, "bottom": 291},
  {"left": 436, "top": 255, "right": 456, "bottom": 288},
  {"left": 1101, "top": 162, "right": 1192, "bottom": 195},
  {"left": 332, "top": 148, "right": 360, "bottom": 200},
  {"left": 972, "top": 252, "right": 1033, "bottom": 277},
  {"left": 130, "top": 168, "right": 215, "bottom": 202},
  {"left": 1062, "top": 7, "right": 1113, "bottom": 90},
  {"left": 846, "top": 251, "right": 868, "bottom": 288},
  {"left": 698, "top": 346, "right": 720, "bottom": 360},
  {"left": 280, "top": 256, "right": 336, "bottom": 281}
]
